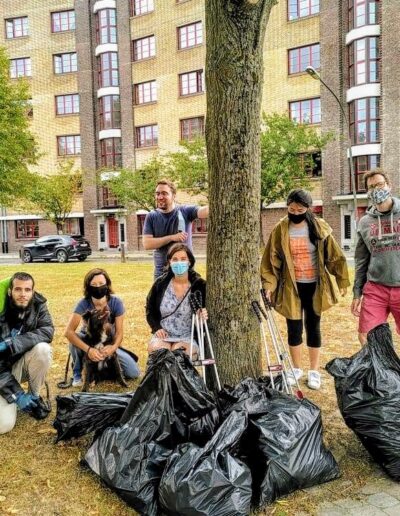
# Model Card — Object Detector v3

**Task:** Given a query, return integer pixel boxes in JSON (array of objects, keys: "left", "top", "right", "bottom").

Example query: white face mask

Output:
[{"left": 368, "top": 187, "right": 391, "bottom": 206}]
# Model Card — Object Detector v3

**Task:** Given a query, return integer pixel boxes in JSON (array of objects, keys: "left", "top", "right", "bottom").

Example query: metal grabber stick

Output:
[
  {"left": 252, "top": 300, "right": 276, "bottom": 389},
  {"left": 191, "top": 291, "right": 222, "bottom": 392},
  {"left": 189, "top": 294, "right": 205, "bottom": 380},
  {"left": 260, "top": 289, "right": 303, "bottom": 399}
]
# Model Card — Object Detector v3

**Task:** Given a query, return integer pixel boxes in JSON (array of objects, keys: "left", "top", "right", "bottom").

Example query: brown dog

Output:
[{"left": 81, "top": 306, "right": 127, "bottom": 392}]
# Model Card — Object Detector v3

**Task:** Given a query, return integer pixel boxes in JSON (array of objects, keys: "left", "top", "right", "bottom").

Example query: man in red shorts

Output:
[{"left": 351, "top": 169, "right": 400, "bottom": 344}]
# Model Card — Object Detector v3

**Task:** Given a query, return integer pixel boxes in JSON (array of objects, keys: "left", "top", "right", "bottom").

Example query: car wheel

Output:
[
  {"left": 56, "top": 249, "right": 69, "bottom": 263},
  {"left": 22, "top": 250, "right": 33, "bottom": 263},
  {"left": 77, "top": 255, "right": 87, "bottom": 262}
]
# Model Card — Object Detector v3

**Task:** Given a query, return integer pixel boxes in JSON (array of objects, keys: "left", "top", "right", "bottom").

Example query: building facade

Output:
[{"left": 1, "top": 0, "right": 398, "bottom": 253}]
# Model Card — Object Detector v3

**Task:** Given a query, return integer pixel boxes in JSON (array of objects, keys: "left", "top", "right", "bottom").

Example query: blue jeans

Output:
[{"left": 69, "top": 342, "right": 140, "bottom": 380}]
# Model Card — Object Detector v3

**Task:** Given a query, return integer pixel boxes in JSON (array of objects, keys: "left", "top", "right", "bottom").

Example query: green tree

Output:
[
  {"left": 260, "top": 113, "right": 333, "bottom": 206},
  {"left": 27, "top": 161, "right": 82, "bottom": 233},
  {"left": 104, "top": 156, "right": 167, "bottom": 212},
  {"left": 0, "top": 47, "right": 39, "bottom": 205},
  {"left": 167, "top": 138, "right": 208, "bottom": 196}
]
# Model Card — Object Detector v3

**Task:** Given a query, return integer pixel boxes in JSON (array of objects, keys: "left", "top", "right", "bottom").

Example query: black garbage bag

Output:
[
  {"left": 159, "top": 411, "right": 252, "bottom": 516},
  {"left": 53, "top": 392, "right": 134, "bottom": 442},
  {"left": 326, "top": 323, "right": 400, "bottom": 480},
  {"left": 84, "top": 349, "right": 219, "bottom": 516},
  {"left": 219, "top": 378, "right": 339, "bottom": 507}
]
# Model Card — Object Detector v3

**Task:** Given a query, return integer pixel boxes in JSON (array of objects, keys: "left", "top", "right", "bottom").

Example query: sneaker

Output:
[
  {"left": 72, "top": 376, "right": 83, "bottom": 387},
  {"left": 308, "top": 370, "right": 321, "bottom": 390},
  {"left": 286, "top": 368, "right": 303, "bottom": 386}
]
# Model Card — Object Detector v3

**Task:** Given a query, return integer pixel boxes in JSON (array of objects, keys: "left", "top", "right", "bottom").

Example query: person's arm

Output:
[
  {"left": 353, "top": 234, "right": 370, "bottom": 299},
  {"left": 6, "top": 304, "right": 54, "bottom": 357},
  {"left": 197, "top": 205, "right": 208, "bottom": 219},
  {"left": 324, "top": 234, "right": 351, "bottom": 291},
  {"left": 102, "top": 313, "right": 124, "bottom": 358},
  {"left": 142, "top": 233, "right": 187, "bottom": 250},
  {"left": 146, "top": 283, "right": 163, "bottom": 333}
]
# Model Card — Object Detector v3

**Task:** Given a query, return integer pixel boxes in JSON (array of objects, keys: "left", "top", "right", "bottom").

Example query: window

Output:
[
  {"left": 180, "top": 117, "right": 205, "bottom": 141},
  {"left": 100, "top": 138, "right": 122, "bottom": 167},
  {"left": 288, "top": 0, "right": 320, "bottom": 20},
  {"left": 132, "top": 0, "right": 154, "bottom": 15},
  {"left": 349, "top": 0, "right": 379, "bottom": 30},
  {"left": 63, "top": 218, "right": 79, "bottom": 234},
  {"left": 288, "top": 43, "right": 320, "bottom": 74},
  {"left": 179, "top": 70, "right": 204, "bottom": 96},
  {"left": 51, "top": 10, "right": 75, "bottom": 32},
  {"left": 178, "top": 21, "right": 203, "bottom": 49},
  {"left": 54, "top": 52, "right": 77, "bottom": 74},
  {"left": 57, "top": 135, "right": 81, "bottom": 156},
  {"left": 96, "top": 9, "right": 117, "bottom": 44},
  {"left": 134, "top": 81, "right": 157, "bottom": 104},
  {"left": 353, "top": 154, "right": 380, "bottom": 191},
  {"left": 56, "top": 94, "right": 80, "bottom": 115},
  {"left": 102, "top": 186, "right": 119, "bottom": 207},
  {"left": 15, "top": 220, "right": 39, "bottom": 239},
  {"left": 98, "top": 52, "right": 119, "bottom": 87},
  {"left": 10, "top": 58, "right": 31, "bottom": 78},
  {"left": 289, "top": 98, "right": 321, "bottom": 124},
  {"left": 299, "top": 152, "right": 322, "bottom": 177},
  {"left": 132, "top": 35, "right": 155, "bottom": 61},
  {"left": 136, "top": 125, "right": 158, "bottom": 147},
  {"left": 350, "top": 97, "right": 380, "bottom": 144},
  {"left": 99, "top": 95, "right": 121, "bottom": 129},
  {"left": 349, "top": 37, "right": 379, "bottom": 87},
  {"left": 5, "top": 17, "right": 29, "bottom": 39}
]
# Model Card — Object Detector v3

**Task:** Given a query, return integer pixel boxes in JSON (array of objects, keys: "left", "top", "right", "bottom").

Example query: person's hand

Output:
[
  {"left": 172, "top": 231, "right": 188, "bottom": 243},
  {"left": 197, "top": 308, "right": 208, "bottom": 320},
  {"left": 351, "top": 298, "right": 362, "bottom": 317},
  {"left": 100, "top": 345, "right": 116, "bottom": 359},
  {"left": 87, "top": 347, "right": 104, "bottom": 362},
  {"left": 16, "top": 392, "right": 39, "bottom": 413},
  {"left": 340, "top": 287, "right": 347, "bottom": 297},
  {"left": 155, "top": 329, "right": 168, "bottom": 339},
  {"left": 264, "top": 290, "right": 272, "bottom": 302},
  {"left": 0, "top": 341, "right": 9, "bottom": 353}
]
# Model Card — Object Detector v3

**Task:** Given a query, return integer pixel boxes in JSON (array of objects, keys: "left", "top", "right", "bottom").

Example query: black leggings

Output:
[{"left": 286, "top": 282, "right": 321, "bottom": 348}]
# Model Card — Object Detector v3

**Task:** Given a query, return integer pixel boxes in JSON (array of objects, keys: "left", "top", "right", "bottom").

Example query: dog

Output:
[{"left": 81, "top": 306, "right": 128, "bottom": 392}]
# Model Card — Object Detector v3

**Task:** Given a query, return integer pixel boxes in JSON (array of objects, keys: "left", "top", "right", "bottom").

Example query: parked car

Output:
[{"left": 20, "top": 235, "right": 92, "bottom": 263}]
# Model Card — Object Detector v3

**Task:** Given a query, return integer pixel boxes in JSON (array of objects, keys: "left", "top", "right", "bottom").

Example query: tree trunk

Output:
[{"left": 206, "top": 0, "right": 276, "bottom": 385}]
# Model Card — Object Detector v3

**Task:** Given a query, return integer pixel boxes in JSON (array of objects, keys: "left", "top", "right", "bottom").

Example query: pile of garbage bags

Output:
[
  {"left": 54, "top": 349, "right": 339, "bottom": 514},
  {"left": 326, "top": 323, "right": 400, "bottom": 480}
]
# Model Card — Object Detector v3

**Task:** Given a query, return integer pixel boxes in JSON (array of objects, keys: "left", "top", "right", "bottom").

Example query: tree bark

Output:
[{"left": 206, "top": 0, "right": 276, "bottom": 385}]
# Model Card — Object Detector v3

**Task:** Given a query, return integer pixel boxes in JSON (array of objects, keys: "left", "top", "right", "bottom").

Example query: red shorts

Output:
[{"left": 359, "top": 281, "right": 400, "bottom": 334}]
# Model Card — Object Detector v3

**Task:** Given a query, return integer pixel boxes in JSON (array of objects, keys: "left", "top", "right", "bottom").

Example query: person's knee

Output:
[
  {"left": 31, "top": 342, "right": 52, "bottom": 369},
  {"left": 0, "top": 403, "right": 17, "bottom": 435}
]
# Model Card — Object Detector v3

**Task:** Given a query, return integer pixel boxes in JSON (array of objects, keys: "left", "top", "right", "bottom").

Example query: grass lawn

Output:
[{"left": 0, "top": 262, "right": 397, "bottom": 515}]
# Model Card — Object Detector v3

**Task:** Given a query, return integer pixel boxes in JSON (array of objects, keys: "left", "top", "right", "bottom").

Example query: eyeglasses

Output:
[{"left": 367, "top": 181, "right": 386, "bottom": 191}]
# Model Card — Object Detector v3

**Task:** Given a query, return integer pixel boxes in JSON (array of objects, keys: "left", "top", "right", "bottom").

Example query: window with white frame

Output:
[{"left": 5, "top": 17, "right": 29, "bottom": 39}]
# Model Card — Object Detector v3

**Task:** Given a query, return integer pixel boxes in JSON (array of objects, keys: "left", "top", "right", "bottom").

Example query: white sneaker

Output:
[
  {"left": 308, "top": 370, "right": 321, "bottom": 390},
  {"left": 72, "top": 376, "right": 83, "bottom": 387},
  {"left": 286, "top": 368, "right": 303, "bottom": 386}
]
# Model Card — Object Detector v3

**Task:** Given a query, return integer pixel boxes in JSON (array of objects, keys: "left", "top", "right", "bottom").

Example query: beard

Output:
[{"left": 5, "top": 295, "right": 33, "bottom": 328}]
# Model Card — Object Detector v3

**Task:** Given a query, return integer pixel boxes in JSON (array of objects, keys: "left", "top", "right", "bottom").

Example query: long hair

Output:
[
  {"left": 286, "top": 189, "right": 321, "bottom": 246},
  {"left": 83, "top": 268, "right": 114, "bottom": 299},
  {"left": 165, "top": 243, "right": 196, "bottom": 272}
]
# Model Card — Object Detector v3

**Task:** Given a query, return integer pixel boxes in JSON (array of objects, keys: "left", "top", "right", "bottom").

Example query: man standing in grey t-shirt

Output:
[{"left": 142, "top": 179, "right": 208, "bottom": 278}]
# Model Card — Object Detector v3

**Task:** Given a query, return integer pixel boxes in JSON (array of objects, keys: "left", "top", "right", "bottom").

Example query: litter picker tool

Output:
[{"left": 189, "top": 291, "right": 221, "bottom": 391}]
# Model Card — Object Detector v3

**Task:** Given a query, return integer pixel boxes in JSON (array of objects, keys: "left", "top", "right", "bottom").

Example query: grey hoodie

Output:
[{"left": 353, "top": 196, "right": 400, "bottom": 298}]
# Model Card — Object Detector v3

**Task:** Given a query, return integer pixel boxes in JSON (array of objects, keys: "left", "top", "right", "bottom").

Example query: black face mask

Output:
[
  {"left": 288, "top": 212, "right": 307, "bottom": 224},
  {"left": 88, "top": 285, "right": 109, "bottom": 299}
]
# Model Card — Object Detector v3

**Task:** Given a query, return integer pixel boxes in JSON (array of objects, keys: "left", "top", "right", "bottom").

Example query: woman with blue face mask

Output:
[{"left": 146, "top": 243, "right": 207, "bottom": 357}]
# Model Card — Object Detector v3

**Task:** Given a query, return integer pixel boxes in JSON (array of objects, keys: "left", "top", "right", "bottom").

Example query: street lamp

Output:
[{"left": 305, "top": 65, "right": 358, "bottom": 241}]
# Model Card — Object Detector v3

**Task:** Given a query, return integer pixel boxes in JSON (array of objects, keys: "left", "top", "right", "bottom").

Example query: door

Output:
[{"left": 107, "top": 217, "right": 119, "bottom": 248}]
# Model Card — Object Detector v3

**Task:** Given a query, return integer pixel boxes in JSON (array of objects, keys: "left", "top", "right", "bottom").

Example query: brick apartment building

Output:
[{"left": 1, "top": 0, "right": 398, "bottom": 253}]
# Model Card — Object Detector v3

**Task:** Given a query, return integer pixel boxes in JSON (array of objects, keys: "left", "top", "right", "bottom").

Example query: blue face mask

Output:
[
  {"left": 171, "top": 261, "right": 189, "bottom": 276},
  {"left": 368, "top": 187, "right": 391, "bottom": 206}
]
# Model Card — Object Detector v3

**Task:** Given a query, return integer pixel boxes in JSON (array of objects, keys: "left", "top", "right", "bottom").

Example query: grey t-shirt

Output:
[{"left": 143, "top": 205, "right": 199, "bottom": 278}]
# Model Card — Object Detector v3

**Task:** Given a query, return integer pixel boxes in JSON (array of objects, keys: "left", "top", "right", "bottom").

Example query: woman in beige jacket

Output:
[{"left": 260, "top": 190, "right": 349, "bottom": 390}]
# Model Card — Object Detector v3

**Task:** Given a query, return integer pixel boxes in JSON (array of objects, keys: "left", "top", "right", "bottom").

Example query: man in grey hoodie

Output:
[{"left": 351, "top": 169, "right": 400, "bottom": 344}]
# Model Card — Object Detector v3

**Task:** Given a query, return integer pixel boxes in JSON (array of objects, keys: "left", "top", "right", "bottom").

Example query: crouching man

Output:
[{"left": 0, "top": 272, "right": 54, "bottom": 434}]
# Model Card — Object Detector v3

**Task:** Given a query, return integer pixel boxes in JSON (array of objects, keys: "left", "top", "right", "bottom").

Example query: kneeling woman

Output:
[
  {"left": 146, "top": 243, "right": 206, "bottom": 356},
  {"left": 64, "top": 268, "right": 140, "bottom": 387}
]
